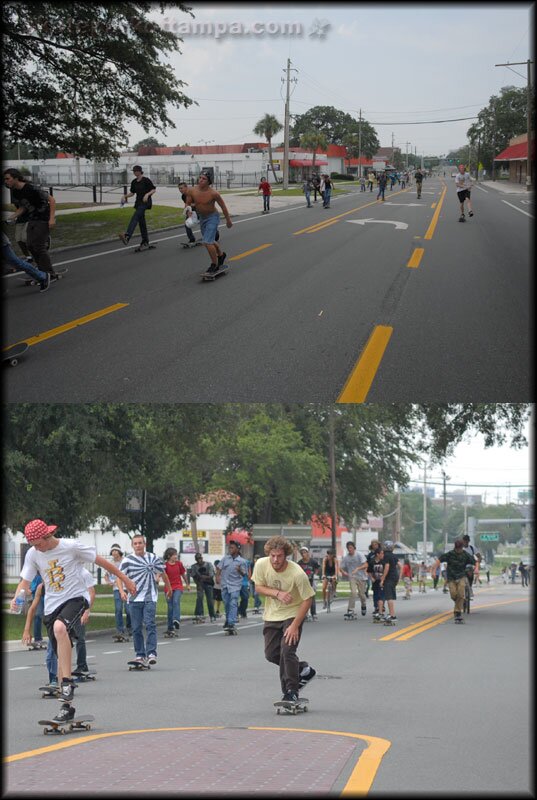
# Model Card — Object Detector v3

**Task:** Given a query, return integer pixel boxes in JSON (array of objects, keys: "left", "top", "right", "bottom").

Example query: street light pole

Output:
[
  {"left": 329, "top": 408, "right": 337, "bottom": 554},
  {"left": 358, "top": 108, "right": 363, "bottom": 179}
]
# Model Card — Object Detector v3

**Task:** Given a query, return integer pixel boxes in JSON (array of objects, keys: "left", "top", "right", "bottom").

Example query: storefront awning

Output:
[
  {"left": 494, "top": 142, "right": 530, "bottom": 161},
  {"left": 289, "top": 159, "right": 328, "bottom": 167}
]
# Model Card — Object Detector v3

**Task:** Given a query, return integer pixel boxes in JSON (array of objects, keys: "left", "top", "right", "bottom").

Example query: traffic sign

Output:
[{"left": 480, "top": 533, "right": 500, "bottom": 541}]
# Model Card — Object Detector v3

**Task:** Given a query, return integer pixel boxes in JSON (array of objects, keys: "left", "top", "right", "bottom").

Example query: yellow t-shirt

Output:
[{"left": 252, "top": 557, "right": 315, "bottom": 622}]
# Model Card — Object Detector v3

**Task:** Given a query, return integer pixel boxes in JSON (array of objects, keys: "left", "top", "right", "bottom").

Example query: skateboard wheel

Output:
[{"left": 277, "top": 708, "right": 281, "bottom": 715}]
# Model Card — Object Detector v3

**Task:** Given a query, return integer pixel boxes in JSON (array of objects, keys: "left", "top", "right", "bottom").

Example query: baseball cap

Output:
[
  {"left": 300, "top": 546, "right": 309, "bottom": 553},
  {"left": 110, "top": 545, "right": 123, "bottom": 555},
  {"left": 383, "top": 540, "right": 394, "bottom": 550},
  {"left": 24, "top": 519, "right": 57, "bottom": 542}
]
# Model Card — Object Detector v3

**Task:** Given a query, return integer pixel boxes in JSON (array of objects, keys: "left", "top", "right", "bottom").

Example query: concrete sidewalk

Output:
[{"left": 479, "top": 179, "right": 532, "bottom": 195}]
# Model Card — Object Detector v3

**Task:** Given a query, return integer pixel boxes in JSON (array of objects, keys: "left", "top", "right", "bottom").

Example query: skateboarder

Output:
[
  {"left": 215, "top": 540, "right": 248, "bottom": 633},
  {"left": 3, "top": 167, "right": 57, "bottom": 279},
  {"left": 257, "top": 177, "right": 272, "bottom": 213},
  {"left": 116, "top": 534, "right": 172, "bottom": 667},
  {"left": 252, "top": 535, "right": 317, "bottom": 704},
  {"left": 11, "top": 519, "right": 137, "bottom": 723},
  {"left": 118, "top": 165, "right": 156, "bottom": 250},
  {"left": 454, "top": 163, "right": 474, "bottom": 222},
  {"left": 104, "top": 545, "right": 132, "bottom": 638},
  {"left": 414, "top": 167, "right": 424, "bottom": 199},
  {"left": 432, "top": 539, "right": 475, "bottom": 623},
  {"left": 184, "top": 172, "right": 232, "bottom": 274},
  {"left": 2, "top": 232, "right": 51, "bottom": 291}
]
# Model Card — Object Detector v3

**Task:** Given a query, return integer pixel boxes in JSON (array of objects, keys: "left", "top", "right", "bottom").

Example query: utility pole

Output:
[
  {"left": 358, "top": 108, "right": 363, "bottom": 179},
  {"left": 442, "top": 470, "right": 450, "bottom": 551},
  {"left": 395, "top": 489, "right": 401, "bottom": 543},
  {"left": 492, "top": 98, "right": 497, "bottom": 181},
  {"left": 405, "top": 142, "right": 410, "bottom": 169},
  {"left": 328, "top": 408, "right": 338, "bottom": 554},
  {"left": 391, "top": 131, "right": 395, "bottom": 167},
  {"left": 282, "top": 58, "right": 298, "bottom": 191},
  {"left": 423, "top": 464, "right": 428, "bottom": 563},
  {"left": 495, "top": 59, "right": 533, "bottom": 190}
]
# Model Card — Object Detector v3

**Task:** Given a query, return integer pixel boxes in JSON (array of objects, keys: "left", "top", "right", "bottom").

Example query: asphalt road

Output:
[
  {"left": 4, "top": 179, "right": 532, "bottom": 402},
  {"left": 4, "top": 581, "right": 531, "bottom": 794}
]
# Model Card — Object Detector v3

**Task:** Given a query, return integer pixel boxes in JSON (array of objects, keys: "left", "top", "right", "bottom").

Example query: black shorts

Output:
[
  {"left": 383, "top": 581, "right": 397, "bottom": 601},
  {"left": 43, "top": 596, "right": 89, "bottom": 655},
  {"left": 457, "top": 189, "right": 470, "bottom": 202},
  {"left": 213, "top": 588, "right": 222, "bottom": 601}
]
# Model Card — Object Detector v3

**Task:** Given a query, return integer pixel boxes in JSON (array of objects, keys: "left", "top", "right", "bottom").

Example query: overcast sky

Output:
[
  {"left": 128, "top": 2, "right": 532, "bottom": 156},
  {"left": 407, "top": 408, "right": 533, "bottom": 505}
]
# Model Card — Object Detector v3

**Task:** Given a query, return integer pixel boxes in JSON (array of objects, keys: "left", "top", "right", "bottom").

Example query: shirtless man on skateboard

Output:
[{"left": 184, "top": 173, "right": 232, "bottom": 274}]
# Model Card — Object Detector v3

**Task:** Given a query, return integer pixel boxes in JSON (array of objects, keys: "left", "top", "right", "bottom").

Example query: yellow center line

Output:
[
  {"left": 380, "top": 597, "right": 529, "bottom": 642},
  {"left": 424, "top": 186, "right": 447, "bottom": 239},
  {"left": 228, "top": 243, "right": 272, "bottom": 261},
  {"left": 407, "top": 248, "right": 425, "bottom": 269},
  {"left": 337, "top": 325, "right": 393, "bottom": 403},
  {"left": 3, "top": 303, "right": 129, "bottom": 350}
]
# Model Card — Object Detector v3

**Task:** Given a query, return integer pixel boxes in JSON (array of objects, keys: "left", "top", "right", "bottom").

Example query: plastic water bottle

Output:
[
  {"left": 11, "top": 589, "right": 26, "bottom": 614},
  {"left": 120, "top": 196, "right": 127, "bottom": 207}
]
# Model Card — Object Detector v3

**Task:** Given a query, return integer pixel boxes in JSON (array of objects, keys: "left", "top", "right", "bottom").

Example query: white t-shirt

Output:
[
  {"left": 455, "top": 172, "right": 472, "bottom": 192},
  {"left": 21, "top": 540, "right": 97, "bottom": 615},
  {"left": 81, "top": 568, "right": 97, "bottom": 604}
]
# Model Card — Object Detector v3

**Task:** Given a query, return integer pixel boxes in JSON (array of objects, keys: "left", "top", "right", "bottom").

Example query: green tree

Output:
[
  {"left": 299, "top": 131, "right": 328, "bottom": 174},
  {"left": 131, "top": 137, "right": 166, "bottom": 151},
  {"left": 2, "top": 2, "right": 196, "bottom": 160},
  {"left": 253, "top": 114, "right": 284, "bottom": 183},
  {"left": 467, "top": 85, "right": 530, "bottom": 173},
  {"left": 290, "top": 106, "right": 380, "bottom": 156}
]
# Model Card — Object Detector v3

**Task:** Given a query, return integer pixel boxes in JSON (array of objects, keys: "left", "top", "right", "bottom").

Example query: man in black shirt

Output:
[
  {"left": 378, "top": 541, "right": 400, "bottom": 622},
  {"left": 4, "top": 168, "right": 57, "bottom": 277},
  {"left": 298, "top": 547, "right": 320, "bottom": 620},
  {"left": 118, "top": 166, "right": 156, "bottom": 250},
  {"left": 433, "top": 539, "right": 475, "bottom": 622}
]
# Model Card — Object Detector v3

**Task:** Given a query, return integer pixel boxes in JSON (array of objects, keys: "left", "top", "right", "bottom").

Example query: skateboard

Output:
[
  {"left": 27, "top": 641, "right": 47, "bottom": 650},
  {"left": 383, "top": 618, "right": 396, "bottom": 626},
  {"left": 128, "top": 660, "right": 150, "bottom": 671},
  {"left": 252, "top": 608, "right": 262, "bottom": 615},
  {"left": 274, "top": 698, "right": 309, "bottom": 715},
  {"left": 164, "top": 630, "right": 179, "bottom": 638},
  {"left": 224, "top": 627, "right": 238, "bottom": 636},
  {"left": 454, "top": 617, "right": 465, "bottom": 624},
  {"left": 19, "top": 267, "right": 68, "bottom": 286},
  {"left": 182, "top": 241, "right": 202, "bottom": 248},
  {"left": 72, "top": 670, "right": 96, "bottom": 682},
  {"left": 38, "top": 715, "right": 94, "bottom": 735},
  {"left": 2, "top": 342, "right": 29, "bottom": 367},
  {"left": 112, "top": 634, "right": 130, "bottom": 642},
  {"left": 133, "top": 244, "right": 156, "bottom": 253},
  {"left": 39, "top": 684, "right": 60, "bottom": 698},
  {"left": 201, "top": 266, "right": 228, "bottom": 282},
  {"left": 193, "top": 617, "right": 206, "bottom": 624},
  {"left": 372, "top": 615, "right": 383, "bottom": 624},
  {"left": 343, "top": 612, "right": 357, "bottom": 621}
]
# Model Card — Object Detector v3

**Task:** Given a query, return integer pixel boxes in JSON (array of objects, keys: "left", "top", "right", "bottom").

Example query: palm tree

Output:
[
  {"left": 253, "top": 115, "right": 283, "bottom": 183},
  {"left": 299, "top": 131, "right": 328, "bottom": 177}
]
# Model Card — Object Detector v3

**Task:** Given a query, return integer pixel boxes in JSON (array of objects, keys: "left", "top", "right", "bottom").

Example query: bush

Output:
[{"left": 330, "top": 173, "right": 354, "bottom": 181}]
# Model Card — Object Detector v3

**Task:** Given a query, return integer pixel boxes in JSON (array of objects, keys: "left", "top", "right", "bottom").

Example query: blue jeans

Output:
[
  {"left": 185, "top": 224, "right": 196, "bottom": 243},
  {"left": 195, "top": 584, "right": 215, "bottom": 618},
  {"left": 304, "top": 190, "right": 311, "bottom": 207},
  {"left": 128, "top": 600, "right": 157, "bottom": 658},
  {"left": 263, "top": 195, "right": 270, "bottom": 211},
  {"left": 222, "top": 588, "right": 240, "bottom": 627},
  {"left": 199, "top": 211, "right": 220, "bottom": 244},
  {"left": 251, "top": 582, "right": 262, "bottom": 609},
  {"left": 3, "top": 241, "right": 47, "bottom": 282},
  {"left": 323, "top": 189, "right": 331, "bottom": 207},
  {"left": 125, "top": 203, "right": 150, "bottom": 243},
  {"left": 33, "top": 593, "right": 44, "bottom": 640},
  {"left": 113, "top": 590, "right": 131, "bottom": 633},
  {"left": 71, "top": 618, "right": 88, "bottom": 671},
  {"left": 46, "top": 640, "right": 57, "bottom": 683},
  {"left": 377, "top": 186, "right": 385, "bottom": 200},
  {"left": 167, "top": 589, "right": 183, "bottom": 629}
]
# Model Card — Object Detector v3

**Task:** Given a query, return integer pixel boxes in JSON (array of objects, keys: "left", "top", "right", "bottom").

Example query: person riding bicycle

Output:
[
  {"left": 433, "top": 539, "right": 475, "bottom": 623},
  {"left": 461, "top": 535, "right": 479, "bottom": 598},
  {"left": 321, "top": 549, "right": 339, "bottom": 609}
]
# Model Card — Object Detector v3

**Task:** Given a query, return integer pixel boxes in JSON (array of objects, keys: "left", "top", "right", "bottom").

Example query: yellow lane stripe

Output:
[
  {"left": 294, "top": 189, "right": 410, "bottom": 235},
  {"left": 407, "top": 248, "right": 424, "bottom": 269},
  {"left": 3, "top": 303, "right": 129, "bottom": 351},
  {"left": 249, "top": 728, "right": 391, "bottom": 796},
  {"left": 381, "top": 597, "right": 529, "bottom": 642},
  {"left": 337, "top": 325, "right": 393, "bottom": 403},
  {"left": 228, "top": 244, "right": 272, "bottom": 261},
  {"left": 424, "top": 186, "right": 447, "bottom": 240}
]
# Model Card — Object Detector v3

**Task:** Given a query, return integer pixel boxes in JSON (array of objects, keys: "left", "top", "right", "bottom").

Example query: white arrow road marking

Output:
[{"left": 346, "top": 219, "right": 408, "bottom": 230}]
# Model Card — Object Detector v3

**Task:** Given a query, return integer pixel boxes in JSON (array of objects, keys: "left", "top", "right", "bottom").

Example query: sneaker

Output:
[
  {"left": 223, "top": 622, "right": 230, "bottom": 630},
  {"left": 459, "top": 215, "right": 465, "bottom": 222},
  {"left": 322, "top": 602, "right": 327, "bottom": 609},
  {"left": 389, "top": 615, "right": 397, "bottom": 622},
  {"left": 299, "top": 666, "right": 316, "bottom": 687},
  {"left": 60, "top": 681, "right": 75, "bottom": 702},
  {"left": 210, "top": 617, "right": 217, "bottom": 622},
  {"left": 217, "top": 251, "right": 227, "bottom": 267},
  {"left": 173, "top": 620, "right": 180, "bottom": 630},
  {"left": 283, "top": 690, "right": 299, "bottom": 703},
  {"left": 147, "top": 653, "right": 157, "bottom": 665},
  {"left": 207, "top": 263, "right": 219, "bottom": 274},
  {"left": 361, "top": 605, "right": 367, "bottom": 616},
  {"left": 138, "top": 241, "right": 150, "bottom": 251},
  {"left": 39, "top": 273, "right": 51, "bottom": 292},
  {"left": 118, "top": 233, "right": 129, "bottom": 245},
  {"left": 311, "top": 615, "right": 318, "bottom": 621},
  {"left": 53, "top": 703, "right": 75, "bottom": 723},
  {"left": 468, "top": 211, "right": 474, "bottom": 217}
]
